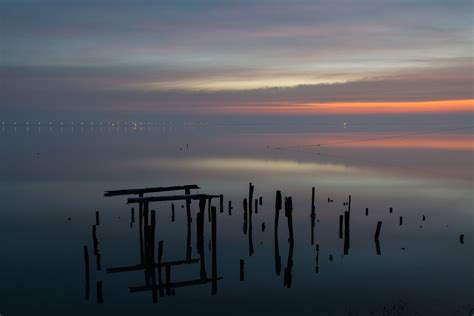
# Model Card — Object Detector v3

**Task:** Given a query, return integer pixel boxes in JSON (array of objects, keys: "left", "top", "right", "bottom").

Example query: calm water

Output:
[{"left": 1, "top": 116, "right": 473, "bottom": 315}]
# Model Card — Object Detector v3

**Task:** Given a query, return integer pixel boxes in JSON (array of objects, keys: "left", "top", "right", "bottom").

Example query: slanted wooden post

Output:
[
  {"left": 374, "top": 221, "right": 382, "bottom": 240},
  {"left": 84, "top": 245, "right": 90, "bottom": 300}
]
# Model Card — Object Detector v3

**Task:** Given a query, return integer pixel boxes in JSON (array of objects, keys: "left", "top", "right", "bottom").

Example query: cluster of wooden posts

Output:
[{"left": 83, "top": 183, "right": 466, "bottom": 302}]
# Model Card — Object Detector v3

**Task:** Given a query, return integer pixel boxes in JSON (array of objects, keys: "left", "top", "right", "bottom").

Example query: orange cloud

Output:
[{"left": 213, "top": 99, "right": 474, "bottom": 115}]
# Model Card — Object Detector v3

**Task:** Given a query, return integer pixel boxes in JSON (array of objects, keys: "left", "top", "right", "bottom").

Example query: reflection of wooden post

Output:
[
  {"left": 96, "top": 253, "right": 101, "bottom": 271},
  {"left": 165, "top": 264, "right": 171, "bottom": 296},
  {"left": 240, "top": 259, "right": 244, "bottom": 281},
  {"left": 211, "top": 206, "right": 217, "bottom": 295},
  {"left": 84, "top": 245, "right": 90, "bottom": 300},
  {"left": 315, "top": 244, "right": 319, "bottom": 274},
  {"left": 97, "top": 281, "right": 104, "bottom": 304}
]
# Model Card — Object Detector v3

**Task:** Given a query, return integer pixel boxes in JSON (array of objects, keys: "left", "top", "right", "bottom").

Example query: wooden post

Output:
[
  {"left": 130, "top": 207, "right": 135, "bottom": 227},
  {"left": 171, "top": 204, "right": 175, "bottom": 222},
  {"left": 259, "top": 196, "right": 263, "bottom": 205},
  {"left": 243, "top": 198, "right": 248, "bottom": 235},
  {"left": 274, "top": 190, "right": 282, "bottom": 276},
  {"left": 96, "top": 281, "right": 104, "bottom": 304},
  {"left": 219, "top": 195, "right": 224, "bottom": 213},
  {"left": 399, "top": 216, "right": 403, "bottom": 226},
  {"left": 374, "top": 221, "right": 382, "bottom": 241},
  {"left": 389, "top": 207, "right": 393, "bottom": 214},
  {"left": 228, "top": 200, "right": 232, "bottom": 216},
  {"left": 254, "top": 199, "right": 258, "bottom": 214},
  {"left": 158, "top": 240, "right": 164, "bottom": 263},
  {"left": 185, "top": 188, "right": 191, "bottom": 224},
  {"left": 95, "top": 211, "right": 100, "bottom": 226},
  {"left": 339, "top": 215, "right": 344, "bottom": 239},
  {"left": 144, "top": 202, "right": 149, "bottom": 252},
  {"left": 150, "top": 210, "right": 156, "bottom": 261},
  {"left": 285, "top": 197, "right": 294, "bottom": 243},
  {"left": 211, "top": 205, "right": 217, "bottom": 295},
  {"left": 240, "top": 259, "right": 244, "bottom": 281},
  {"left": 208, "top": 198, "right": 212, "bottom": 222},
  {"left": 248, "top": 182, "right": 254, "bottom": 217},
  {"left": 343, "top": 211, "right": 350, "bottom": 255},
  {"left": 311, "top": 187, "right": 316, "bottom": 214},
  {"left": 348, "top": 195, "right": 351, "bottom": 213},
  {"left": 92, "top": 225, "right": 99, "bottom": 256},
  {"left": 460, "top": 234, "right": 464, "bottom": 244},
  {"left": 84, "top": 245, "right": 90, "bottom": 300},
  {"left": 365, "top": 208, "right": 369, "bottom": 216},
  {"left": 315, "top": 244, "right": 319, "bottom": 274},
  {"left": 139, "top": 204, "right": 144, "bottom": 264}
]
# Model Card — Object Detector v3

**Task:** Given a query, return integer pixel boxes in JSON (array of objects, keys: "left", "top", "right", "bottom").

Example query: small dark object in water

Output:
[
  {"left": 181, "top": 205, "right": 184, "bottom": 208},
  {"left": 419, "top": 225, "right": 423, "bottom": 228},
  {"left": 422, "top": 215, "right": 425, "bottom": 221},
  {"left": 327, "top": 197, "right": 330, "bottom": 203},
  {"left": 459, "top": 234, "right": 464, "bottom": 244},
  {"left": 365, "top": 208, "right": 369, "bottom": 216},
  {"left": 389, "top": 207, "right": 393, "bottom": 213},
  {"left": 401, "top": 247, "right": 406, "bottom": 250},
  {"left": 68, "top": 217, "right": 71, "bottom": 221},
  {"left": 262, "top": 222, "right": 266, "bottom": 232},
  {"left": 329, "top": 254, "right": 333, "bottom": 261}
]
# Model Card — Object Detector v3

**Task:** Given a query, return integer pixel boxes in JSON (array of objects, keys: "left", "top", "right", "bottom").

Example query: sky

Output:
[{"left": 1, "top": 0, "right": 473, "bottom": 119}]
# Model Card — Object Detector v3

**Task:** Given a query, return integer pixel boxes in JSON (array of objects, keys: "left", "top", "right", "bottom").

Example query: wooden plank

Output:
[
  {"left": 104, "top": 185, "right": 199, "bottom": 197},
  {"left": 128, "top": 194, "right": 220, "bottom": 204}
]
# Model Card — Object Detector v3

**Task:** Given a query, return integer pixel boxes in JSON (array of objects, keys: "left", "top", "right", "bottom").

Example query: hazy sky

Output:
[{"left": 1, "top": 0, "right": 473, "bottom": 118}]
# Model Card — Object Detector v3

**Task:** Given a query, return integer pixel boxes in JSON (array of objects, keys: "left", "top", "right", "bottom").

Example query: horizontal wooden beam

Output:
[
  {"left": 106, "top": 258, "right": 200, "bottom": 273},
  {"left": 127, "top": 194, "right": 220, "bottom": 204},
  {"left": 129, "top": 277, "right": 223, "bottom": 292},
  {"left": 104, "top": 184, "right": 199, "bottom": 197}
]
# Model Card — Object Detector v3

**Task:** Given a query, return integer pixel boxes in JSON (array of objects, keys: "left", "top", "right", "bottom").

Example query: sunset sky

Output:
[{"left": 1, "top": 0, "right": 473, "bottom": 118}]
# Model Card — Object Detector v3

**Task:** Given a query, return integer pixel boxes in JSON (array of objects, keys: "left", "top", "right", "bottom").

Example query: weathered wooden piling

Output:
[
  {"left": 84, "top": 245, "right": 90, "bottom": 300},
  {"left": 262, "top": 222, "right": 266, "bottom": 232},
  {"left": 374, "top": 221, "right": 382, "bottom": 241},
  {"left": 259, "top": 196, "right": 263, "bottom": 205},
  {"left": 150, "top": 210, "right": 156, "bottom": 260},
  {"left": 389, "top": 207, "right": 393, "bottom": 214},
  {"left": 130, "top": 207, "right": 135, "bottom": 227},
  {"left": 95, "top": 211, "right": 100, "bottom": 226},
  {"left": 158, "top": 240, "right": 164, "bottom": 263},
  {"left": 240, "top": 259, "right": 245, "bottom": 281},
  {"left": 285, "top": 196, "right": 294, "bottom": 243},
  {"left": 365, "top": 208, "right": 369, "bottom": 216},
  {"left": 171, "top": 204, "right": 175, "bottom": 222},
  {"left": 329, "top": 254, "right": 333, "bottom": 261},
  {"left": 339, "top": 215, "right": 344, "bottom": 239},
  {"left": 311, "top": 187, "right": 316, "bottom": 214},
  {"left": 399, "top": 216, "right": 403, "bottom": 226},
  {"left": 139, "top": 205, "right": 144, "bottom": 264},
  {"left": 228, "top": 200, "right": 232, "bottom": 215},
  {"left": 97, "top": 281, "right": 104, "bottom": 304},
  {"left": 255, "top": 199, "right": 258, "bottom": 214},
  {"left": 283, "top": 242, "right": 294, "bottom": 288},
  {"left": 460, "top": 234, "right": 464, "bottom": 244},
  {"left": 208, "top": 198, "right": 212, "bottom": 222},
  {"left": 348, "top": 195, "right": 351, "bottom": 212},
  {"left": 422, "top": 215, "right": 426, "bottom": 221},
  {"left": 219, "top": 195, "right": 224, "bottom": 213}
]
